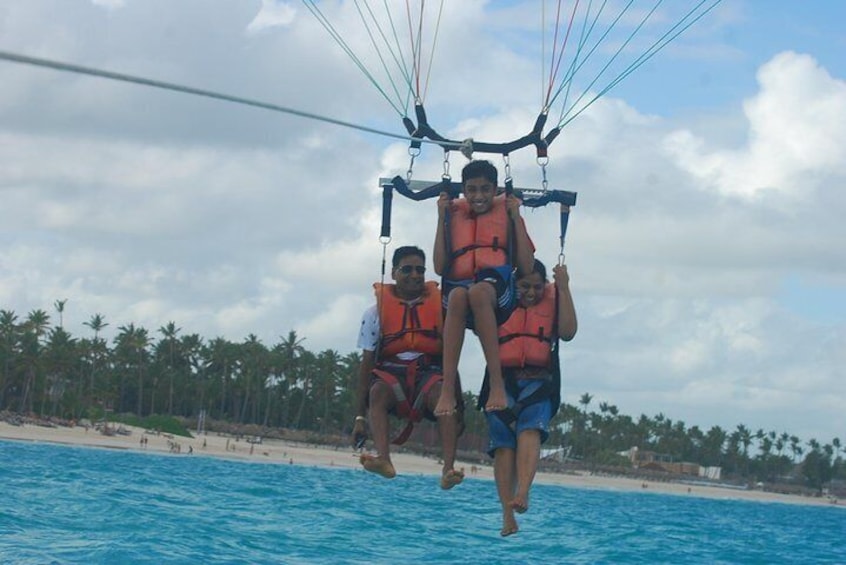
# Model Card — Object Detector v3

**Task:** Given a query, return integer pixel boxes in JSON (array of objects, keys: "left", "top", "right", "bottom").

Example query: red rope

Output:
[
  {"left": 545, "top": 0, "right": 580, "bottom": 107},
  {"left": 405, "top": 0, "right": 424, "bottom": 100}
]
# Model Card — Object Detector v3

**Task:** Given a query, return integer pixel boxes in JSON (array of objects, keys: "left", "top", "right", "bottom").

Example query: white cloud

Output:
[
  {"left": 91, "top": 0, "right": 125, "bottom": 9},
  {"left": 247, "top": 1, "right": 296, "bottom": 34},
  {"left": 665, "top": 51, "right": 846, "bottom": 200}
]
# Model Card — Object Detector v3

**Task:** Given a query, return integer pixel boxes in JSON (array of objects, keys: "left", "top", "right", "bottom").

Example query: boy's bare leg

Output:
[
  {"left": 494, "top": 447, "right": 519, "bottom": 536},
  {"left": 511, "top": 430, "right": 541, "bottom": 513},
  {"left": 468, "top": 283, "right": 508, "bottom": 411},
  {"left": 435, "top": 289, "right": 469, "bottom": 416},
  {"left": 360, "top": 381, "right": 397, "bottom": 478},
  {"left": 430, "top": 382, "right": 464, "bottom": 489}
]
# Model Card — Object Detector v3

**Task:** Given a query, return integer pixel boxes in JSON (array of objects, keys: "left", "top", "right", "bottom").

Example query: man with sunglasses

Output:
[{"left": 353, "top": 246, "right": 465, "bottom": 489}]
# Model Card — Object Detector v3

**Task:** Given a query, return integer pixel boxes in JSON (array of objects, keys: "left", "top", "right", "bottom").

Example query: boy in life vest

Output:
[
  {"left": 432, "top": 160, "right": 535, "bottom": 419},
  {"left": 482, "top": 258, "right": 577, "bottom": 537},
  {"left": 352, "top": 246, "right": 465, "bottom": 489}
]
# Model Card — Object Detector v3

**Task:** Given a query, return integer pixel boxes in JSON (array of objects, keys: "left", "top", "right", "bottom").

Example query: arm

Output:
[
  {"left": 507, "top": 195, "right": 535, "bottom": 277},
  {"left": 433, "top": 192, "right": 450, "bottom": 276},
  {"left": 351, "top": 349, "right": 375, "bottom": 445},
  {"left": 553, "top": 264, "right": 578, "bottom": 341},
  {"left": 352, "top": 306, "right": 378, "bottom": 445}
]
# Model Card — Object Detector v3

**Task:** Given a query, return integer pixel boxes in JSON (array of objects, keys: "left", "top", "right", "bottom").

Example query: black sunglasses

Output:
[{"left": 397, "top": 265, "right": 426, "bottom": 274}]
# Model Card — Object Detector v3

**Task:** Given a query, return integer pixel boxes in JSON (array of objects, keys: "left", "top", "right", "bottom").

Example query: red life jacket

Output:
[
  {"left": 448, "top": 195, "right": 509, "bottom": 279},
  {"left": 374, "top": 281, "right": 442, "bottom": 358},
  {"left": 498, "top": 283, "right": 555, "bottom": 368}
]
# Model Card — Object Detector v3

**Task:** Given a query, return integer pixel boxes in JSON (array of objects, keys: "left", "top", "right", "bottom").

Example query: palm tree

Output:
[
  {"left": 114, "top": 324, "right": 151, "bottom": 415},
  {"left": 277, "top": 330, "right": 305, "bottom": 427},
  {"left": 314, "top": 349, "right": 342, "bottom": 433},
  {"left": 83, "top": 314, "right": 109, "bottom": 403},
  {"left": 237, "top": 334, "right": 269, "bottom": 424},
  {"left": 43, "top": 326, "right": 77, "bottom": 416},
  {"left": 701, "top": 425, "right": 726, "bottom": 468},
  {"left": 0, "top": 310, "right": 20, "bottom": 409},
  {"left": 19, "top": 309, "right": 50, "bottom": 413},
  {"left": 180, "top": 333, "right": 204, "bottom": 417},
  {"left": 789, "top": 435, "right": 802, "bottom": 463},
  {"left": 337, "top": 351, "right": 362, "bottom": 430},
  {"left": 736, "top": 424, "right": 752, "bottom": 476},
  {"left": 157, "top": 321, "right": 181, "bottom": 415},
  {"left": 53, "top": 299, "right": 68, "bottom": 329},
  {"left": 578, "top": 392, "right": 593, "bottom": 459},
  {"left": 292, "top": 350, "right": 317, "bottom": 429}
]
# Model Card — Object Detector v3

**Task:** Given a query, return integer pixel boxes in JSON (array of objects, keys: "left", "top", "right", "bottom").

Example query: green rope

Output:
[
  {"left": 553, "top": 0, "right": 722, "bottom": 130},
  {"left": 381, "top": 0, "right": 416, "bottom": 111},
  {"left": 420, "top": 0, "right": 445, "bottom": 103},
  {"left": 303, "top": 0, "right": 405, "bottom": 116},
  {"left": 353, "top": 0, "right": 414, "bottom": 115}
]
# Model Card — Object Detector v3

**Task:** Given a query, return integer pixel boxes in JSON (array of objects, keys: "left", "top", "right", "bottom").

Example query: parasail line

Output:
[{"left": 0, "top": 49, "right": 465, "bottom": 149}]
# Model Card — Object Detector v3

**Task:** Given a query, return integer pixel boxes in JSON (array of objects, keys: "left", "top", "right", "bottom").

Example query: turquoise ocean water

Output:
[{"left": 1, "top": 440, "right": 845, "bottom": 564}]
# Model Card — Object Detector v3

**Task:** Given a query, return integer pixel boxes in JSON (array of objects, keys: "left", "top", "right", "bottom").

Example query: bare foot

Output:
[
  {"left": 510, "top": 494, "right": 529, "bottom": 514},
  {"left": 434, "top": 394, "right": 456, "bottom": 416},
  {"left": 440, "top": 468, "right": 465, "bottom": 490},
  {"left": 484, "top": 385, "right": 508, "bottom": 412},
  {"left": 360, "top": 454, "right": 396, "bottom": 479},
  {"left": 500, "top": 512, "right": 519, "bottom": 537}
]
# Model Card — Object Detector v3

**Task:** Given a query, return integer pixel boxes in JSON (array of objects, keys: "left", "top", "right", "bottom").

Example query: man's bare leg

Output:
[
  {"left": 361, "top": 381, "right": 397, "bottom": 479},
  {"left": 468, "top": 283, "right": 507, "bottom": 412},
  {"left": 494, "top": 447, "right": 519, "bottom": 536},
  {"left": 511, "top": 429, "right": 541, "bottom": 513},
  {"left": 435, "top": 289, "right": 468, "bottom": 416}
]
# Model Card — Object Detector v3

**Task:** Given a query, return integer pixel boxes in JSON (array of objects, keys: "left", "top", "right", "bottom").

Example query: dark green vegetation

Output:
[{"left": 1, "top": 307, "right": 843, "bottom": 494}]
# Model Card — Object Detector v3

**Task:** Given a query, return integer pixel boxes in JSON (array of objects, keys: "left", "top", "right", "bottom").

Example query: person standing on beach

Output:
[
  {"left": 352, "top": 245, "right": 465, "bottom": 489},
  {"left": 480, "top": 258, "right": 577, "bottom": 536}
]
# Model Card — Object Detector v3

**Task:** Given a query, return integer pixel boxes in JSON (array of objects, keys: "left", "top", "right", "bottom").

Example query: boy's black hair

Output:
[
  {"left": 392, "top": 246, "right": 426, "bottom": 269},
  {"left": 461, "top": 160, "right": 498, "bottom": 186}
]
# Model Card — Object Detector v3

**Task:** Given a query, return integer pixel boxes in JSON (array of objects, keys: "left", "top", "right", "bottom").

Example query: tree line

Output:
[{"left": 1, "top": 305, "right": 842, "bottom": 491}]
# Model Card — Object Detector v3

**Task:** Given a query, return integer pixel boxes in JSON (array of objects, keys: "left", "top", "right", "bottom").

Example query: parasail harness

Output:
[{"left": 376, "top": 128, "right": 577, "bottom": 438}]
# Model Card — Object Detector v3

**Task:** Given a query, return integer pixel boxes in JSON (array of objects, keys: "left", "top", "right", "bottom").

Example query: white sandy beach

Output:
[{"left": 1, "top": 420, "right": 839, "bottom": 509}]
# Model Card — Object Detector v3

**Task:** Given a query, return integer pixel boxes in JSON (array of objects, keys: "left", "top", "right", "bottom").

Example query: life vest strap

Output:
[
  {"left": 371, "top": 361, "right": 443, "bottom": 446},
  {"left": 493, "top": 377, "right": 556, "bottom": 428},
  {"left": 498, "top": 330, "right": 553, "bottom": 345}
]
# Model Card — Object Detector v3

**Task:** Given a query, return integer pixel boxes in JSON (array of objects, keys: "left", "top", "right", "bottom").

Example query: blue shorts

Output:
[
  {"left": 443, "top": 265, "right": 516, "bottom": 329},
  {"left": 485, "top": 379, "right": 551, "bottom": 457}
]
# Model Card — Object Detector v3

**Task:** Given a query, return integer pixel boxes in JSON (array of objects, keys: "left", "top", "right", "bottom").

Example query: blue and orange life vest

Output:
[
  {"left": 448, "top": 195, "right": 509, "bottom": 280},
  {"left": 498, "top": 283, "right": 556, "bottom": 368},
  {"left": 374, "top": 281, "right": 442, "bottom": 358}
]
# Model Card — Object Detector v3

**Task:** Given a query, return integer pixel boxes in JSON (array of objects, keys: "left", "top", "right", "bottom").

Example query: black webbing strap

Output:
[{"left": 408, "top": 103, "right": 553, "bottom": 158}]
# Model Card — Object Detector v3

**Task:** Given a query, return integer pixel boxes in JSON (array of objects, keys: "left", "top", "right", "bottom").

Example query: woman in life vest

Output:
[{"left": 484, "top": 257, "right": 577, "bottom": 536}]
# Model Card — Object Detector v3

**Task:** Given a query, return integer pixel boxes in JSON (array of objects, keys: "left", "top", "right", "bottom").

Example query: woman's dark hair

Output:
[{"left": 530, "top": 259, "right": 547, "bottom": 281}]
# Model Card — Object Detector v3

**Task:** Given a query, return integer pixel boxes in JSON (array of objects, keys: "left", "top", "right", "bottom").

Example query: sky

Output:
[{"left": 1, "top": 1, "right": 844, "bottom": 445}]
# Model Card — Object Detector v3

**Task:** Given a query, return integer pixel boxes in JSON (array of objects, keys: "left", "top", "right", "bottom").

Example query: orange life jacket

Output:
[
  {"left": 374, "top": 281, "right": 442, "bottom": 358},
  {"left": 448, "top": 195, "right": 509, "bottom": 279},
  {"left": 498, "top": 283, "right": 555, "bottom": 367}
]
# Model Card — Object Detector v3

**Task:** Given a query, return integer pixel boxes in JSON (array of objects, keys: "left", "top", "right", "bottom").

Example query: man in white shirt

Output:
[{"left": 353, "top": 246, "right": 464, "bottom": 489}]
